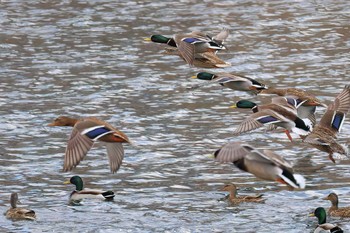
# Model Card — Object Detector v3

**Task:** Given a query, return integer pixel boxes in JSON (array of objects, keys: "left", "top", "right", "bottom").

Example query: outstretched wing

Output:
[
  {"left": 214, "top": 142, "right": 254, "bottom": 163},
  {"left": 106, "top": 143, "right": 125, "bottom": 173}
]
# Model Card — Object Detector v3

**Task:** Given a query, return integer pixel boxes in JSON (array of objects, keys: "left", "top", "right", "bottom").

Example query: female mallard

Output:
[
  {"left": 323, "top": 193, "right": 350, "bottom": 217},
  {"left": 5, "top": 193, "right": 36, "bottom": 220},
  {"left": 146, "top": 29, "right": 229, "bottom": 64},
  {"left": 64, "top": 176, "right": 115, "bottom": 202},
  {"left": 258, "top": 87, "right": 326, "bottom": 107},
  {"left": 190, "top": 72, "right": 267, "bottom": 93},
  {"left": 309, "top": 207, "right": 344, "bottom": 233},
  {"left": 232, "top": 97, "right": 313, "bottom": 141},
  {"left": 214, "top": 142, "right": 306, "bottom": 189},
  {"left": 48, "top": 116, "right": 130, "bottom": 173},
  {"left": 303, "top": 85, "right": 350, "bottom": 163},
  {"left": 220, "top": 184, "right": 264, "bottom": 204}
]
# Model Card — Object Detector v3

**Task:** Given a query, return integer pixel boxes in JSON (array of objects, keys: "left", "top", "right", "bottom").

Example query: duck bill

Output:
[
  {"left": 47, "top": 122, "right": 56, "bottom": 126},
  {"left": 229, "top": 104, "right": 237, "bottom": 109},
  {"left": 144, "top": 37, "right": 152, "bottom": 41},
  {"left": 63, "top": 180, "right": 71, "bottom": 184},
  {"left": 322, "top": 196, "right": 329, "bottom": 200},
  {"left": 308, "top": 213, "right": 315, "bottom": 217},
  {"left": 191, "top": 75, "right": 197, "bottom": 79}
]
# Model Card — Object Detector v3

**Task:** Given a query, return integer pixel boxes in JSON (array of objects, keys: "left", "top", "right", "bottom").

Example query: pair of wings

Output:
[
  {"left": 64, "top": 118, "right": 126, "bottom": 173},
  {"left": 304, "top": 85, "right": 350, "bottom": 145},
  {"left": 214, "top": 142, "right": 292, "bottom": 169},
  {"left": 174, "top": 29, "right": 229, "bottom": 65}
]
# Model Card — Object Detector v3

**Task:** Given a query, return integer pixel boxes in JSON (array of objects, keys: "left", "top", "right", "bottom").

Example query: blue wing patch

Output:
[
  {"left": 257, "top": 116, "right": 279, "bottom": 124},
  {"left": 332, "top": 112, "right": 345, "bottom": 131},
  {"left": 285, "top": 98, "right": 297, "bottom": 107},
  {"left": 84, "top": 127, "right": 111, "bottom": 140},
  {"left": 182, "top": 38, "right": 201, "bottom": 44}
]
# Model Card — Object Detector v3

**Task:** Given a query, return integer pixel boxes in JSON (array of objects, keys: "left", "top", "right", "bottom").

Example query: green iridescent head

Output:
[
  {"left": 64, "top": 176, "right": 84, "bottom": 191},
  {"left": 311, "top": 207, "right": 327, "bottom": 224},
  {"left": 149, "top": 35, "right": 176, "bottom": 47},
  {"left": 194, "top": 72, "right": 216, "bottom": 81},
  {"left": 234, "top": 100, "right": 257, "bottom": 109}
]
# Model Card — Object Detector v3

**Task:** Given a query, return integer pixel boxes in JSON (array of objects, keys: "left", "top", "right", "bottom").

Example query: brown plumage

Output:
[
  {"left": 164, "top": 47, "right": 230, "bottom": 68},
  {"left": 48, "top": 116, "right": 130, "bottom": 173},
  {"left": 303, "top": 85, "right": 350, "bottom": 163},
  {"left": 220, "top": 184, "right": 264, "bottom": 204},
  {"left": 323, "top": 193, "right": 350, "bottom": 217},
  {"left": 5, "top": 193, "right": 36, "bottom": 220}
]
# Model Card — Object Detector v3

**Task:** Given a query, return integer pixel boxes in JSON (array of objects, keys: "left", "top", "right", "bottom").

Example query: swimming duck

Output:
[
  {"left": 303, "top": 85, "right": 350, "bottom": 163},
  {"left": 164, "top": 47, "right": 231, "bottom": 68},
  {"left": 64, "top": 175, "right": 115, "bottom": 202},
  {"left": 214, "top": 142, "right": 306, "bottom": 189},
  {"left": 5, "top": 193, "right": 36, "bottom": 220},
  {"left": 48, "top": 116, "right": 130, "bottom": 173},
  {"left": 190, "top": 72, "right": 267, "bottom": 93},
  {"left": 146, "top": 29, "right": 229, "bottom": 65},
  {"left": 232, "top": 97, "right": 313, "bottom": 141},
  {"left": 220, "top": 184, "right": 264, "bottom": 204},
  {"left": 323, "top": 193, "right": 350, "bottom": 217},
  {"left": 309, "top": 207, "right": 344, "bottom": 233}
]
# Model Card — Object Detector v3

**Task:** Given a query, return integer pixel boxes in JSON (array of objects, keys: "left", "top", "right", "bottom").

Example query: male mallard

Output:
[
  {"left": 309, "top": 207, "right": 344, "bottom": 233},
  {"left": 48, "top": 116, "right": 130, "bottom": 173},
  {"left": 146, "top": 29, "right": 229, "bottom": 64},
  {"left": 214, "top": 142, "right": 306, "bottom": 189},
  {"left": 5, "top": 193, "right": 36, "bottom": 220},
  {"left": 303, "top": 85, "right": 350, "bottom": 163},
  {"left": 220, "top": 184, "right": 264, "bottom": 204},
  {"left": 190, "top": 72, "right": 267, "bottom": 93},
  {"left": 323, "top": 193, "right": 350, "bottom": 217},
  {"left": 232, "top": 97, "right": 313, "bottom": 141},
  {"left": 232, "top": 98, "right": 316, "bottom": 127},
  {"left": 64, "top": 175, "right": 115, "bottom": 202},
  {"left": 258, "top": 87, "right": 326, "bottom": 107}
]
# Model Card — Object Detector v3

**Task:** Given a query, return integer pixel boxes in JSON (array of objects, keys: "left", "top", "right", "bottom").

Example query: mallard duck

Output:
[
  {"left": 64, "top": 175, "right": 115, "bottom": 202},
  {"left": 5, "top": 193, "right": 36, "bottom": 220},
  {"left": 214, "top": 142, "right": 306, "bottom": 189},
  {"left": 48, "top": 116, "right": 130, "bottom": 173},
  {"left": 164, "top": 47, "right": 231, "bottom": 68},
  {"left": 303, "top": 85, "right": 350, "bottom": 163},
  {"left": 323, "top": 193, "right": 350, "bottom": 217},
  {"left": 190, "top": 72, "right": 267, "bottom": 93},
  {"left": 258, "top": 87, "right": 327, "bottom": 107},
  {"left": 232, "top": 98, "right": 316, "bottom": 127},
  {"left": 146, "top": 29, "right": 229, "bottom": 62},
  {"left": 220, "top": 184, "right": 264, "bottom": 204},
  {"left": 309, "top": 207, "right": 344, "bottom": 233},
  {"left": 232, "top": 97, "right": 313, "bottom": 141}
]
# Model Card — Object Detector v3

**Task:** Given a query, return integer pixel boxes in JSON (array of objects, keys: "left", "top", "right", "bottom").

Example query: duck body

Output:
[
  {"left": 303, "top": 85, "right": 350, "bottom": 163},
  {"left": 48, "top": 116, "right": 130, "bottom": 173},
  {"left": 220, "top": 184, "right": 264, "bottom": 204},
  {"left": 232, "top": 97, "right": 312, "bottom": 141},
  {"left": 64, "top": 176, "right": 115, "bottom": 202},
  {"left": 5, "top": 193, "right": 36, "bottom": 220},
  {"left": 214, "top": 142, "right": 305, "bottom": 189},
  {"left": 192, "top": 72, "right": 267, "bottom": 92},
  {"left": 323, "top": 193, "right": 350, "bottom": 217}
]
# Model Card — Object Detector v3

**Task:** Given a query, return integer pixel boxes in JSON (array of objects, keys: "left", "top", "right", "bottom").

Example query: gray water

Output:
[{"left": 0, "top": 1, "right": 350, "bottom": 232}]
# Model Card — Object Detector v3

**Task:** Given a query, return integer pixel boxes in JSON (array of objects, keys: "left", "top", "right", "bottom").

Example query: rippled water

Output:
[{"left": 0, "top": 1, "right": 350, "bottom": 232}]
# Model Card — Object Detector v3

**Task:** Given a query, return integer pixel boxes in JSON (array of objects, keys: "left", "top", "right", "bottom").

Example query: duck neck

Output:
[
  {"left": 331, "top": 198, "right": 339, "bottom": 210},
  {"left": 228, "top": 188, "right": 237, "bottom": 199},
  {"left": 10, "top": 193, "right": 17, "bottom": 208},
  {"left": 261, "top": 87, "right": 287, "bottom": 96},
  {"left": 64, "top": 117, "right": 79, "bottom": 127}
]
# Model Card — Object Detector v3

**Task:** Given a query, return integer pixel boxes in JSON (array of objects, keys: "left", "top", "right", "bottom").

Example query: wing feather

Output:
[{"left": 106, "top": 143, "right": 124, "bottom": 173}]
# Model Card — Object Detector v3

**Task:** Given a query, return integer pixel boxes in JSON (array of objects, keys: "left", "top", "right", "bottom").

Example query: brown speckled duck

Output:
[
  {"left": 220, "top": 184, "right": 264, "bottom": 204},
  {"left": 323, "top": 193, "right": 350, "bottom": 217},
  {"left": 303, "top": 85, "right": 350, "bottom": 163},
  {"left": 5, "top": 193, "right": 36, "bottom": 220},
  {"left": 48, "top": 116, "right": 130, "bottom": 173}
]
